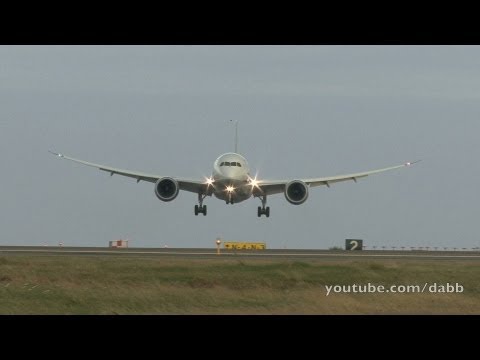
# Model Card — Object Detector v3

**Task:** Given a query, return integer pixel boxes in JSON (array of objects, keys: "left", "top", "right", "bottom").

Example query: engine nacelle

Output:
[
  {"left": 155, "top": 177, "right": 179, "bottom": 202},
  {"left": 284, "top": 180, "right": 309, "bottom": 205}
]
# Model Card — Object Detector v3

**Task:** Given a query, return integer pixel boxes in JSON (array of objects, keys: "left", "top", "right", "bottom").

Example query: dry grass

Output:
[{"left": 0, "top": 255, "right": 478, "bottom": 314}]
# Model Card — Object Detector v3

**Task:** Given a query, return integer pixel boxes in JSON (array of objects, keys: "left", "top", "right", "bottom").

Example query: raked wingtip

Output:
[
  {"left": 49, "top": 150, "right": 64, "bottom": 158},
  {"left": 405, "top": 160, "right": 421, "bottom": 166}
]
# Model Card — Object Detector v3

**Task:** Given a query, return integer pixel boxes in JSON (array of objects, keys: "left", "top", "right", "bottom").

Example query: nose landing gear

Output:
[{"left": 226, "top": 193, "right": 234, "bottom": 205}]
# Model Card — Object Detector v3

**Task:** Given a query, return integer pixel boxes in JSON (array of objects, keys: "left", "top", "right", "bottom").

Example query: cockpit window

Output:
[{"left": 219, "top": 161, "right": 243, "bottom": 167}]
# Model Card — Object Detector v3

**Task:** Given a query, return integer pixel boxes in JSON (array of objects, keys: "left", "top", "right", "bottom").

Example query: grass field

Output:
[{"left": 0, "top": 255, "right": 479, "bottom": 314}]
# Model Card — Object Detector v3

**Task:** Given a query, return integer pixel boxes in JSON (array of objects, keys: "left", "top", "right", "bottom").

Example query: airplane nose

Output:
[{"left": 222, "top": 167, "right": 241, "bottom": 179}]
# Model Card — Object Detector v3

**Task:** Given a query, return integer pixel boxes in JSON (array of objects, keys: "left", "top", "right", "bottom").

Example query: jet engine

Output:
[
  {"left": 155, "top": 177, "right": 179, "bottom": 202},
  {"left": 284, "top": 180, "right": 309, "bottom": 205}
]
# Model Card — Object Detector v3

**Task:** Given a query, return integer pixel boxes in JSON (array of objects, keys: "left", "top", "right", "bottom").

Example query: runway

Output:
[{"left": 0, "top": 246, "right": 479, "bottom": 261}]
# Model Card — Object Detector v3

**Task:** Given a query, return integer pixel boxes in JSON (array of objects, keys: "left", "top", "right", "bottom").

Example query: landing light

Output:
[
  {"left": 248, "top": 175, "right": 261, "bottom": 190},
  {"left": 205, "top": 177, "right": 214, "bottom": 185},
  {"left": 226, "top": 186, "right": 235, "bottom": 192}
]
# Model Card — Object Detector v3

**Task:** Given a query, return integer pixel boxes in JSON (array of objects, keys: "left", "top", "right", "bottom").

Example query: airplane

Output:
[{"left": 50, "top": 125, "right": 419, "bottom": 218}]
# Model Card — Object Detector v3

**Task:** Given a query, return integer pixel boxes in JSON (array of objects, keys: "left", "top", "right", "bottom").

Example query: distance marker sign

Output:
[{"left": 345, "top": 239, "right": 363, "bottom": 250}]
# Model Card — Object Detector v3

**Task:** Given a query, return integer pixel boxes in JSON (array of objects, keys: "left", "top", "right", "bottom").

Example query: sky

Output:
[{"left": 0, "top": 45, "right": 478, "bottom": 249}]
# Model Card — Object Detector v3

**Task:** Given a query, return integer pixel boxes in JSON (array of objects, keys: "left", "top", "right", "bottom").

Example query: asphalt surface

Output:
[{"left": 0, "top": 246, "right": 479, "bottom": 261}]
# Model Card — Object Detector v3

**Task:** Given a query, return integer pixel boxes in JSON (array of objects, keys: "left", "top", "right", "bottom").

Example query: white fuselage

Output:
[{"left": 211, "top": 153, "right": 253, "bottom": 203}]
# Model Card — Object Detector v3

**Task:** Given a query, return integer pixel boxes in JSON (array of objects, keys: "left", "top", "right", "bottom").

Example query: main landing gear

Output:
[
  {"left": 257, "top": 195, "right": 270, "bottom": 218},
  {"left": 195, "top": 193, "right": 207, "bottom": 216}
]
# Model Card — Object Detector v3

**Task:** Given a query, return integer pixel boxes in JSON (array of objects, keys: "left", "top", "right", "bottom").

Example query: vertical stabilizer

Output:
[
  {"left": 230, "top": 120, "right": 238, "bottom": 153},
  {"left": 235, "top": 120, "right": 238, "bottom": 153}
]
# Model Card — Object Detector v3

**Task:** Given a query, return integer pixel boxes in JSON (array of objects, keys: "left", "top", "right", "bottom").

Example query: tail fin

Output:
[{"left": 230, "top": 120, "right": 238, "bottom": 153}]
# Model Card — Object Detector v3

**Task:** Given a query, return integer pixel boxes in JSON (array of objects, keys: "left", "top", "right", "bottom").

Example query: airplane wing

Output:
[
  {"left": 49, "top": 151, "right": 210, "bottom": 194},
  {"left": 254, "top": 161, "right": 420, "bottom": 196}
]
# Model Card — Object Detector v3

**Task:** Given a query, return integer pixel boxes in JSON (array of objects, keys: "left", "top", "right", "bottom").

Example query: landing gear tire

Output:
[
  {"left": 257, "top": 205, "right": 270, "bottom": 218},
  {"left": 196, "top": 193, "right": 207, "bottom": 216}
]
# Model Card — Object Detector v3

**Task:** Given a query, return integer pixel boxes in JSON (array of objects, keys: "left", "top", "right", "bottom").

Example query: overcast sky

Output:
[{"left": 1, "top": 45, "right": 478, "bottom": 249}]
